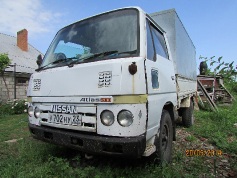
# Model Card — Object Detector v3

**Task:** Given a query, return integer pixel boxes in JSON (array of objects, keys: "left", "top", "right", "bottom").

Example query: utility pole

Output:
[
  {"left": 14, "top": 63, "right": 16, "bottom": 99},
  {"left": 8, "top": 63, "right": 16, "bottom": 99}
]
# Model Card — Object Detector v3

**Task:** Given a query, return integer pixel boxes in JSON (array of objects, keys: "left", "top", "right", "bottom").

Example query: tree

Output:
[
  {"left": 199, "top": 56, "right": 237, "bottom": 82},
  {"left": 0, "top": 53, "right": 11, "bottom": 101},
  {"left": 200, "top": 56, "right": 237, "bottom": 94}
]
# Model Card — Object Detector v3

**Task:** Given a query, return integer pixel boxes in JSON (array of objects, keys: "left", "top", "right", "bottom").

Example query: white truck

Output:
[{"left": 27, "top": 7, "right": 196, "bottom": 163}]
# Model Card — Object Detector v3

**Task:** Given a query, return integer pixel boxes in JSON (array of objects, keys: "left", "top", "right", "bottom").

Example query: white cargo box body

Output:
[{"left": 150, "top": 9, "right": 197, "bottom": 99}]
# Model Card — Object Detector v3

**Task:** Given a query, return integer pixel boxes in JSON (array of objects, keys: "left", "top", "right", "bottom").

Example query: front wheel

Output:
[{"left": 154, "top": 110, "right": 173, "bottom": 164}]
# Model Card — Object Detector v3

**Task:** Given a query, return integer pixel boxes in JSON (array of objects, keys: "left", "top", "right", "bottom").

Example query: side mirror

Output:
[{"left": 37, "top": 54, "right": 43, "bottom": 67}]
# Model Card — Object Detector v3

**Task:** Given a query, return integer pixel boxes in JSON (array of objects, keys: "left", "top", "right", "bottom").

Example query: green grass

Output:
[
  {"left": 185, "top": 135, "right": 197, "bottom": 142},
  {"left": 0, "top": 139, "right": 209, "bottom": 178},
  {"left": 190, "top": 101, "right": 237, "bottom": 154},
  {"left": 0, "top": 101, "right": 237, "bottom": 177},
  {"left": 189, "top": 97, "right": 237, "bottom": 173},
  {"left": 0, "top": 138, "right": 189, "bottom": 178},
  {"left": 0, "top": 114, "right": 29, "bottom": 142}
]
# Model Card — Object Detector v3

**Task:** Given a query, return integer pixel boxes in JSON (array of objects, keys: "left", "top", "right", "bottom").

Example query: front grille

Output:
[{"left": 36, "top": 104, "right": 97, "bottom": 132}]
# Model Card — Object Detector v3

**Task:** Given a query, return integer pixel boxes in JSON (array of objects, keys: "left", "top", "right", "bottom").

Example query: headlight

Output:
[
  {"left": 100, "top": 110, "right": 114, "bottom": 126},
  {"left": 28, "top": 106, "right": 34, "bottom": 117},
  {"left": 34, "top": 107, "right": 41, "bottom": 118},
  {"left": 117, "top": 110, "right": 133, "bottom": 127}
]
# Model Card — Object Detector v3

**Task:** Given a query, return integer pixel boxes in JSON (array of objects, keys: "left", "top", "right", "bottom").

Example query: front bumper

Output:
[{"left": 29, "top": 123, "right": 146, "bottom": 158}]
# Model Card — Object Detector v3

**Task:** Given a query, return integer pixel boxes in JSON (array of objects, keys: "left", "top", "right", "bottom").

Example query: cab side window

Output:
[
  {"left": 146, "top": 19, "right": 169, "bottom": 60},
  {"left": 146, "top": 21, "right": 155, "bottom": 61},
  {"left": 150, "top": 25, "right": 169, "bottom": 59}
]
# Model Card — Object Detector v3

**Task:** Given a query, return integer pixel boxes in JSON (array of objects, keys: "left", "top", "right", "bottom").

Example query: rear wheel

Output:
[
  {"left": 154, "top": 110, "right": 173, "bottom": 164},
  {"left": 182, "top": 100, "right": 194, "bottom": 127}
]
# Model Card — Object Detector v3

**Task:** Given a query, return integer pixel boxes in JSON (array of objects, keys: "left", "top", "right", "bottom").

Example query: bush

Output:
[
  {"left": 0, "top": 103, "right": 14, "bottom": 115},
  {"left": 0, "top": 99, "right": 28, "bottom": 115},
  {"left": 226, "top": 81, "right": 237, "bottom": 94}
]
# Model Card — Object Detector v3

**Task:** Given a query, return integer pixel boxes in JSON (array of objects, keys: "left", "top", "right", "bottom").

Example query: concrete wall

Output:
[{"left": 0, "top": 73, "right": 29, "bottom": 102}]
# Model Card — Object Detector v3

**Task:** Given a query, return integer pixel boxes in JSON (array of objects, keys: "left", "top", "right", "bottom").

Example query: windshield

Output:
[{"left": 40, "top": 9, "right": 139, "bottom": 70}]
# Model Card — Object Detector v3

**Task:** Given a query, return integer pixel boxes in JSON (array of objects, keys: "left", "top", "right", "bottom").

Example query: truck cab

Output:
[{"left": 27, "top": 7, "right": 196, "bottom": 163}]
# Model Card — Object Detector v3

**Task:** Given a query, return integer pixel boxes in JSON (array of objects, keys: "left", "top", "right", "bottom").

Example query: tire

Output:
[
  {"left": 154, "top": 110, "right": 173, "bottom": 164},
  {"left": 182, "top": 100, "right": 194, "bottom": 128}
]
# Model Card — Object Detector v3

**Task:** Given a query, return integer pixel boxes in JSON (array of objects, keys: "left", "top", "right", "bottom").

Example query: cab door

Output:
[{"left": 145, "top": 19, "right": 176, "bottom": 141}]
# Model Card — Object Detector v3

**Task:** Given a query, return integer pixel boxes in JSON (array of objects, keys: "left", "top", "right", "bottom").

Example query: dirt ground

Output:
[{"left": 174, "top": 127, "right": 237, "bottom": 178}]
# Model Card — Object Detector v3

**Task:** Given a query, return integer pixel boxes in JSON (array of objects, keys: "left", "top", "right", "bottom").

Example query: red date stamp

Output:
[{"left": 185, "top": 149, "right": 222, "bottom": 157}]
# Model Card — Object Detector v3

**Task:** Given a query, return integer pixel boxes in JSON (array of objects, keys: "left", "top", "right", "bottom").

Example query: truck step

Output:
[{"left": 143, "top": 145, "right": 156, "bottom": 157}]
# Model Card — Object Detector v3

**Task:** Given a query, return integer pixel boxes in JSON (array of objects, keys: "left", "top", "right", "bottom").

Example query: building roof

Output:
[{"left": 0, "top": 33, "right": 42, "bottom": 74}]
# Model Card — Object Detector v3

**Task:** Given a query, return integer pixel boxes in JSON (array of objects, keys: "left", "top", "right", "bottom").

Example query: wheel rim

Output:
[{"left": 161, "top": 124, "right": 169, "bottom": 151}]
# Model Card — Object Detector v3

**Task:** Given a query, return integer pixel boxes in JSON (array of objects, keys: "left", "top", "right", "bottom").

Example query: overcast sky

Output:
[{"left": 0, "top": 0, "right": 237, "bottom": 68}]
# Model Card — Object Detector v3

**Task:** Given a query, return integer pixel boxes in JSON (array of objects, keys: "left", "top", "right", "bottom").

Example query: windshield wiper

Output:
[
  {"left": 118, "top": 49, "right": 137, "bottom": 55},
  {"left": 68, "top": 50, "right": 118, "bottom": 67},
  {"left": 36, "top": 57, "right": 77, "bottom": 71}
]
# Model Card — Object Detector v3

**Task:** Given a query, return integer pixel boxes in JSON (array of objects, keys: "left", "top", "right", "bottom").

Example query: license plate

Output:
[{"left": 49, "top": 114, "right": 82, "bottom": 126}]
